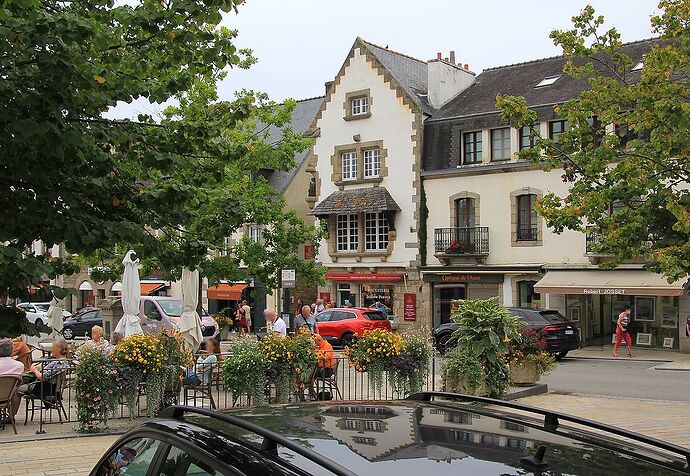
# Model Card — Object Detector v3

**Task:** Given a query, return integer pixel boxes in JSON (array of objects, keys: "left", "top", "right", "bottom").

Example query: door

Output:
[
  {"left": 455, "top": 198, "right": 476, "bottom": 249},
  {"left": 315, "top": 311, "right": 333, "bottom": 338},
  {"left": 434, "top": 285, "right": 466, "bottom": 326},
  {"left": 330, "top": 310, "right": 357, "bottom": 338},
  {"left": 75, "top": 310, "right": 98, "bottom": 336},
  {"left": 142, "top": 299, "right": 163, "bottom": 334}
]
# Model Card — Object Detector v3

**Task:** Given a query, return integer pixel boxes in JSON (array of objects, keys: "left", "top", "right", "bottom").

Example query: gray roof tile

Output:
[{"left": 311, "top": 187, "right": 401, "bottom": 216}]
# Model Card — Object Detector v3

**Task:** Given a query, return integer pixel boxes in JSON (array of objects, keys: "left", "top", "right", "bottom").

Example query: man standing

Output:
[
  {"left": 294, "top": 305, "right": 318, "bottom": 333},
  {"left": 264, "top": 310, "right": 286, "bottom": 337},
  {"left": 0, "top": 338, "right": 24, "bottom": 419},
  {"left": 241, "top": 300, "right": 252, "bottom": 334},
  {"left": 315, "top": 299, "right": 325, "bottom": 314}
]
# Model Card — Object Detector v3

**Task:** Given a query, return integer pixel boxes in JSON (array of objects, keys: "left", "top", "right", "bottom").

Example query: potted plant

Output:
[
  {"left": 508, "top": 328, "right": 557, "bottom": 386},
  {"left": 223, "top": 339, "right": 268, "bottom": 405},
  {"left": 74, "top": 347, "right": 118, "bottom": 433},
  {"left": 214, "top": 309, "right": 234, "bottom": 340},
  {"left": 441, "top": 298, "right": 521, "bottom": 398}
]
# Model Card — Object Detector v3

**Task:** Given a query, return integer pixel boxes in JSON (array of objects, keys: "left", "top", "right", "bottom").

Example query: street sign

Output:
[{"left": 281, "top": 269, "right": 296, "bottom": 288}]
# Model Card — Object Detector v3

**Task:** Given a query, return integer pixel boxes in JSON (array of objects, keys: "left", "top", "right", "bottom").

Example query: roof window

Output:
[
  {"left": 535, "top": 75, "right": 561, "bottom": 88},
  {"left": 631, "top": 61, "right": 643, "bottom": 71}
]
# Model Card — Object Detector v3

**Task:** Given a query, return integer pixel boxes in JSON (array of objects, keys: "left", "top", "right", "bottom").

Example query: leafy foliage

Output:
[
  {"left": 497, "top": 2, "right": 690, "bottom": 280},
  {"left": 507, "top": 328, "right": 557, "bottom": 376},
  {"left": 0, "top": 306, "right": 49, "bottom": 338},
  {"left": 445, "top": 298, "right": 522, "bottom": 398},
  {"left": 222, "top": 339, "right": 268, "bottom": 405},
  {"left": 74, "top": 348, "right": 118, "bottom": 433},
  {"left": 0, "top": 0, "right": 323, "bottom": 299}
]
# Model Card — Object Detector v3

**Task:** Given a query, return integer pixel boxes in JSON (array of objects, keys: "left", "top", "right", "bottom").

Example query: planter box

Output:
[
  {"left": 510, "top": 360, "right": 540, "bottom": 386},
  {"left": 443, "top": 377, "right": 489, "bottom": 396}
]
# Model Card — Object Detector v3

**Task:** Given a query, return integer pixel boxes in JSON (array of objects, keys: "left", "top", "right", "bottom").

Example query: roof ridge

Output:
[
  {"left": 294, "top": 95, "right": 325, "bottom": 103},
  {"left": 359, "top": 38, "right": 427, "bottom": 64},
  {"left": 482, "top": 36, "right": 658, "bottom": 72}
]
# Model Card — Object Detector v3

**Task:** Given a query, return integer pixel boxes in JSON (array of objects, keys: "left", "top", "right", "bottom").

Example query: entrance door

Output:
[
  {"left": 455, "top": 198, "right": 476, "bottom": 250},
  {"left": 434, "top": 285, "right": 466, "bottom": 327},
  {"left": 337, "top": 283, "right": 355, "bottom": 307}
]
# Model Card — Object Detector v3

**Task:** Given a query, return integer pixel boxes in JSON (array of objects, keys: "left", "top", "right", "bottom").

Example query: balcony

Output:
[
  {"left": 516, "top": 226, "right": 538, "bottom": 241},
  {"left": 585, "top": 230, "right": 651, "bottom": 264},
  {"left": 434, "top": 227, "right": 489, "bottom": 264}
]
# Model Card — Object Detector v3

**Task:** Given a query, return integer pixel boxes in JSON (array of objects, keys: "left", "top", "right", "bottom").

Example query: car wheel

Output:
[
  {"left": 35, "top": 318, "right": 46, "bottom": 327},
  {"left": 556, "top": 351, "right": 568, "bottom": 361},
  {"left": 341, "top": 332, "right": 355, "bottom": 348},
  {"left": 62, "top": 327, "right": 74, "bottom": 340},
  {"left": 436, "top": 333, "right": 453, "bottom": 355}
]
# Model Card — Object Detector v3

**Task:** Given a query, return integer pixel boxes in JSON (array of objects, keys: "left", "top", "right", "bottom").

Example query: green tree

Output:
[
  {"left": 497, "top": 1, "right": 690, "bottom": 281},
  {"left": 1, "top": 0, "right": 323, "bottom": 299}
]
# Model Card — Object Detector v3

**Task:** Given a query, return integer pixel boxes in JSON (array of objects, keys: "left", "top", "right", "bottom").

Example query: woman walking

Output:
[{"left": 613, "top": 305, "right": 634, "bottom": 358}]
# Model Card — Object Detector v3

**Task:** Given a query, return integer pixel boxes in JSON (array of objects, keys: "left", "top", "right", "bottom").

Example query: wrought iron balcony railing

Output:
[
  {"left": 516, "top": 226, "right": 538, "bottom": 241},
  {"left": 434, "top": 227, "right": 489, "bottom": 255}
]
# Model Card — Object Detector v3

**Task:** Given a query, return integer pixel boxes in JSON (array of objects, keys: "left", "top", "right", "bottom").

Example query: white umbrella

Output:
[
  {"left": 177, "top": 267, "right": 203, "bottom": 351},
  {"left": 46, "top": 297, "right": 64, "bottom": 336},
  {"left": 115, "top": 250, "right": 144, "bottom": 336}
]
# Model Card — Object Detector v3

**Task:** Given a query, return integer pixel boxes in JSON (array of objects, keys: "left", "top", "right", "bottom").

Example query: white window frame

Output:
[
  {"left": 248, "top": 225, "right": 262, "bottom": 243},
  {"left": 220, "top": 236, "right": 232, "bottom": 257},
  {"left": 351, "top": 96, "right": 369, "bottom": 116},
  {"left": 363, "top": 148, "right": 381, "bottom": 178},
  {"left": 491, "top": 127, "right": 511, "bottom": 161},
  {"left": 341, "top": 151, "right": 357, "bottom": 181},
  {"left": 365, "top": 212, "right": 388, "bottom": 252},
  {"left": 337, "top": 214, "right": 358, "bottom": 252}
]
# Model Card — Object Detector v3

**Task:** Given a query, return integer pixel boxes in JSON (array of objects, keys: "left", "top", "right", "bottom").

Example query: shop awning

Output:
[
  {"left": 207, "top": 283, "right": 246, "bottom": 300},
  {"left": 326, "top": 272, "right": 404, "bottom": 282},
  {"left": 534, "top": 270, "right": 687, "bottom": 297},
  {"left": 140, "top": 282, "right": 167, "bottom": 296},
  {"left": 78, "top": 280, "right": 93, "bottom": 291},
  {"left": 111, "top": 281, "right": 122, "bottom": 292},
  {"left": 311, "top": 188, "right": 401, "bottom": 217}
]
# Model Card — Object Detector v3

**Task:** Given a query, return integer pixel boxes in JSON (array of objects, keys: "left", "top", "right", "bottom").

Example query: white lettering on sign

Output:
[{"left": 583, "top": 288, "right": 626, "bottom": 295}]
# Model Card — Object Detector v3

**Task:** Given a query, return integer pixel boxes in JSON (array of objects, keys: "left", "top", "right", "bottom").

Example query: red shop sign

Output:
[
  {"left": 325, "top": 272, "right": 404, "bottom": 282},
  {"left": 304, "top": 244, "right": 315, "bottom": 260},
  {"left": 403, "top": 293, "right": 417, "bottom": 321}
]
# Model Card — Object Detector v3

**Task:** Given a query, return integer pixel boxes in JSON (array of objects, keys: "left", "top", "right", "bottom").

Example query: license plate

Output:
[{"left": 565, "top": 330, "right": 574, "bottom": 335}]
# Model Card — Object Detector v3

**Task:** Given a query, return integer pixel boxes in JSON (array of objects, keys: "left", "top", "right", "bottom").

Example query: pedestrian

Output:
[
  {"left": 265, "top": 310, "right": 287, "bottom": 337},
  {"left": 294, "top": 305, "right": 318, "bottom": 333},
  {"left": 0, "top": 338, "right": 24, "bottom": 419},
  {"left": 372, "top": 301, "right": 388, "bottom": 317},
  {"left": 184, "top": 339, "right": 221, "bottom": 387},
  {"left": 315, "top": 299, "right": 325, "bottom": 314},
  {"left": 313, "top": 334, "right": 336, "bottom": 378},
  {"left": 241, "top": 300, "right": 252, "bottom": 334},
  {"left": 686, "top": 317, "right": 690, "bottom": 338},
  {"left": 330, "top": 300, "right": 337, "bottom": 309},
  {"left": 295, "top": 299, "right": 304, "bottom": 318},
  {"left": 613, "top": 305, "right": 634, "bottom": 358}
]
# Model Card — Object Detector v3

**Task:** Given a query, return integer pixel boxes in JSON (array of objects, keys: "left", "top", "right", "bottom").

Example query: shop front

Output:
[
  {"left": 206, "top": 282, "right": 248, "bottom": 315},
  {"left": 323, "top": 271, "right": 407, "bottom": 321},
  {"left": 535, "top": 270, "right": 689, "bottom": 351}
]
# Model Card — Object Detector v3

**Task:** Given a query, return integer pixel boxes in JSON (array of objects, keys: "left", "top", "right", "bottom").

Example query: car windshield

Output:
[
  {"left": 155, "top": 299, "right": 182, "bottom": 317},
  {"left": 34, "top": 304, "right": 49, "bottom": 312},
  {"left": 363, "top": 310, "right": 387, "bottom": 320},
  {"left": 540, "top": 310, "right": 570, "bottom": 324}
]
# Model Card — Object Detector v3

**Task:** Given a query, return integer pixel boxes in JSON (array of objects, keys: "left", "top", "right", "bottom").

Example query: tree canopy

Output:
[
  {"left": 1, "top": 0, "right": 323, "bottom": 299},
  {"left": 497, "top": 1, "right": 690, "bottom": 281}
]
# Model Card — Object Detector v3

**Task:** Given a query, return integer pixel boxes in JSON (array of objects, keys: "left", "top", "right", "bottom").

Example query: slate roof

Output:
[
  {"left": 260, "top": 96, "right": 324, "bottom": 193},
  {"left": 311, "top": 187, "right": 401, "bottom": 216},
  {"left": 431, "top": 38, "right": 658, "bottom": 121},
  {"left": 360, "top": 39, "right": 432, "bottom": 115}
]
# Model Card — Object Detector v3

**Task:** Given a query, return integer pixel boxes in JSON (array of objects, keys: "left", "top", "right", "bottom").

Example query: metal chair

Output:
[
  {"left": 310, "top": 359, "right": 342, "bottom": 400},
  {"left": 23, "top": 370, "right": 69, "bottom": 425},
  {"left": 0, "top": 376, "right": 21, "bottom": 434}
]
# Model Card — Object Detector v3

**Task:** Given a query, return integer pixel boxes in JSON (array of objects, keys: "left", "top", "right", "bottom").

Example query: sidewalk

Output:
[{"left": 568, "top": 345, "right": 690, "bottom": 370}]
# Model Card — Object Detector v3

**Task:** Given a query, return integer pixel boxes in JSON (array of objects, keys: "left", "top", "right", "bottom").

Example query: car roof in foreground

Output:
[{"left": 147, "top": 396, "right": 689, "bottom": 476}]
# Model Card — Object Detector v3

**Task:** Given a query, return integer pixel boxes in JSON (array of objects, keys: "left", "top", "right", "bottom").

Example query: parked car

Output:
[
  {"left": 29, "top": 302, "right": 72, "bottom": 319},
  {"left": 314, "top": 307, "right": 391, "bottom": 347},
  {"left": 62, "top": 307, "right": 103, "bottom": 340},
  {"left": 15, "top": 302, "right": 71, "bottom": 326},
  {"left": 139, "top": 296, "right": 218, "bottom": 339},
  {"left": 91, "top": 396, "right": 690, "bottom": 475},
  {"left": 433, "top": 308, "right": 580, "bottom": 358}
]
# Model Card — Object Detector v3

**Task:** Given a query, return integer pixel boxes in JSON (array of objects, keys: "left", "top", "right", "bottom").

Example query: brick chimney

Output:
[{"left": 427, "top": 51, "right": 475, "bottom": 109}]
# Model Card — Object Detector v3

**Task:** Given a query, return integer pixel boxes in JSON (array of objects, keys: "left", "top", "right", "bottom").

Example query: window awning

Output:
[
  {"left": 311, "top": 188, "right": 401, "bottom": 217},
  {"left": 110, "top": 281, "right": 122, "bottom": 292},
  {"left": 141, "top": 282, "right": 167, "bottom": 296},
  {"left": 78, "top": 280, "right": 93, "bottom": 291},
  {"left": 534, "top": 270, "right": 687, "bottom": 297},
  {"left": 326, "top": 272, "right": 404, "bottom": 282},
  {"left": 207, "top": 283, "right": 247, "bottom": 301}
]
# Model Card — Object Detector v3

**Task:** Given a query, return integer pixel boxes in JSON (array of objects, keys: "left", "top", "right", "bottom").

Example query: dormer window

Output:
[
  {"left": 631, "top": 61, "right": 643, "bottom": 71},
  {"left": 535, "top": 75, "right": 561, "bottom": 87},
  {"left": 351, "top": 96, "right": 368, "bottom": 116}
]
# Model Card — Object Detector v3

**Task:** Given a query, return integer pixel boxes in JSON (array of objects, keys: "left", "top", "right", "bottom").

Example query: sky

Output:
[{"left": 117, "top": 0, "right": 661, "bottom": 117}]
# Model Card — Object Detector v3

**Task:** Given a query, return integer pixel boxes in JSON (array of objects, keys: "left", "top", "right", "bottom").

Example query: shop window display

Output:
[{"left": 361, "top": 285, "right": 394, "bottom": 318}]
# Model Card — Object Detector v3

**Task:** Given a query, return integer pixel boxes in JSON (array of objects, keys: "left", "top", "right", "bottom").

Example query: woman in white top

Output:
[{"left": 185, "top": 339, "right": 220, "bottom": 386}]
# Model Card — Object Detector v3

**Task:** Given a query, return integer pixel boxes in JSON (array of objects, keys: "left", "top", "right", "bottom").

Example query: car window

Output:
[
  {"left": 315, "top": 311, "right": 331, "bottom": 323},
  {"left": 144, "top": 300, "right": 160, "bottom": 320},
  {"left": 160, "top": 445, "right": 219, "bottom": 475},
  {"left": 96, "top": 437, "right": 162, "bottom": 476},
  {"left": 330, "top": 311, "right": 356, "bottom": 321},
  {"left": 156, "top": 299, "right": 182, "bottom": 317},
  {"left": 519, "top": 310, "right": 550, "bottom": 325},
  {"left": 80, "top": 311, "right": 97, "bottom": 320},
  {"left": 35, "top": 304, "right": 49, "bottom": 312},
  {"left": 540, "top": 310, "right": 569, "bottom": 324},
  {"left": 362, "top": 311, "right": 387, "bottom": 321}
]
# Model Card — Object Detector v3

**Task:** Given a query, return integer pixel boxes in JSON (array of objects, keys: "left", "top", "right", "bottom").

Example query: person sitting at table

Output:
[
  {"left": 0, "top": 338, "right": 24, "bottom": 419},
  {"left": 0, "top": 333, "right": 32, "bottom": 371},
  {"left": 184, "top": 339, "right": 220, "bottom": 387},
  {"left": 17, "top": 339, "right": 72, "bottom": 399},
  {"left": 79, "top": 326, "right": 113, "bottom": 356},
  {"left": 313, "top": 334, "right": 336, "bottom": 378}
]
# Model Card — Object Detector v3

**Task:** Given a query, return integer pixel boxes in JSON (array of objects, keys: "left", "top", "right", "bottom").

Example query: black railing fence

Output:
[
  {"left": 14, "top": 354, "right": 441, "bottom": 428},
  {"left": 516, "top": 226, "right": 538, "bottom": 241},
  {"left": 434, "top": 227, "right": 489, "bottom": 254}
]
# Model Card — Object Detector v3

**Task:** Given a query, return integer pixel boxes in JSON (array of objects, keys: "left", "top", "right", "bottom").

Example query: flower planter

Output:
[
  {"left": 220, "top": 327, "right": 230, "bottom": 341},
  {"left": 444, "top": 377, "right": 490, "bottom": 396},
  {"left": 509, "top": 360, "right": 540, "bottom": 386}
]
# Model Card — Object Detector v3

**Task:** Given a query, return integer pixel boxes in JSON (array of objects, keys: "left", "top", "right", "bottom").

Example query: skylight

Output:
[
  {"left": 535, "top": 75, "right": 561, "bottom": 88},
  {"left": 632, "top": 61, "right": 644, "bottom": 71}
]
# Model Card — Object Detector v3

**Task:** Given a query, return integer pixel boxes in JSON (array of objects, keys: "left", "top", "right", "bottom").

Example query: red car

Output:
[{"left": 315, "top": 307, "right": 391, "bottom": 347}]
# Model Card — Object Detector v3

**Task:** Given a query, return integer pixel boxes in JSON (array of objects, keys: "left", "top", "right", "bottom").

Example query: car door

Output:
[
  {"left": 315, "top": 311, "right": 333, "bottom": 337},
  {"left": 75, "top": 310, "right": 97, "bottom": 336},
  {"left": 92, "top": 436, "right": 165, "bottom": 476},
  {"left": 142, "top": 300, "right": 163, "bottom": 334},
  {"left": 84, "top": 310, "right": 103, "bottom": 336},
  {"left": 331, "top": 311, "right": 357, "bottom": 337}
]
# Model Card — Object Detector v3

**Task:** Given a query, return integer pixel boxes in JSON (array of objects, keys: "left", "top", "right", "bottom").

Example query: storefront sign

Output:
[
  {"left": 319, "top": 292, "right": 331, "bottom": 303},
  {"left": 304, "top": 244, "right": 315, "bottom": 260},
  {"left": 403, "top": 293, "right": 416, "bottom": 321},
  {"left": 326, "top": 272, "right": 404, "bottom": 282},
  {"left": 583, "top": 288, "right": 627, "bottom": 295},
  {"left": 423, "top": 273, "right": 503, "bottom": 283},
  {"left": 281, "top": 269, "right": 296, "bottom": 288}
]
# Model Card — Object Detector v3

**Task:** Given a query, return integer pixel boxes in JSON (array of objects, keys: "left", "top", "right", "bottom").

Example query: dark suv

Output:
[
  {"left": 91, "top": 396, "right": 690, "bottom": 475},
  {"left": 433, "top": 308, "right": 580, "bottom": 358}
]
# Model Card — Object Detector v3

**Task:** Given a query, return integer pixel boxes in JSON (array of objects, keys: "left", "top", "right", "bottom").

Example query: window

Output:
[
  {"left": 481, "top": 434, "right": 502, "bottom": 446},
  {"left": 453, "top": 431, "right": 474, "bottom": 442},
  {"left": 549, "top": 120, "right": 569, "bottom": 143},
  {"left": 632, "top": 61, "right": 643, "bottom": 71},
  {"left": 161, "top": 446, "right": 218, "bottom": 475},
  {"left": 337, "top": 214, "right": 358, "bottom": 252},
  {"left": 351, "top": 96, "right": 369, "bottom": 116},
  {"left": 220, "top": 236, "right": 232, "bottom": 257},
  {"left": 535, "top": 75, "right": 561, "bottom": 87},
  {"left": 455, "top": 197, "right": 476, "bottom": 228},
  {"left": 518, "top": 281, "right": 541, "bottom": 309},
  {"left": 248, "top": 225, "right": 261, "bottom": 243},
  {"left": 330, "top": 311, "right": 357, "bottom": 321},
  {"left": 144, "top": 300, "right": 159, "bottom": 320},
  {"left": 519, "top": 125, "right": 537, "bottom": 150},
  {"left": 97, "top": 437, "right": 162, "bottom": 476},
  {"left": 447, "top": 412, "right": 472, "bottom": 424},
  {"left": 507, "top": 438, "right": 527, "bottom": 450},
  {"left": 315, "top": 311, "right": 331, "bottom": 323},
  {"left": 363, "top": 148, "right": 381, "bottom": 178},
  {"left": 365, "top": 420, "right": 382, "bottom": 431},
  {"left": 353, "top": 437, "right": 377, "bottom": 445},
  {"left": 463, "top": 131, "right": 482, "bottom": 164},
  {"left": 491, "top": 128, "right": 511, "bottom": 161},
  {"left": 345, "top": 419, "right": 361, "bottom": 430},
  {"left": 516, "top": 194, "right": 538, "bottom": 241},
  {"left": 364, "top": 212, "right": 388, "bottom": 251},
  {"left": 503, "top": 421, "right": 526, "bottom": 432},
  {"left": 341, "top": 152, "right": 357, "bottom": 181}
]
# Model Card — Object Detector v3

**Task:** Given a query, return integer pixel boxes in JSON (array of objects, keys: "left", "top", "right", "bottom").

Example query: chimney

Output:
[
  {"left": 324, "top": 80, "right": 334, "bottom": 96},
  {"left": 464, "top": 64, "right": 469, "bottom": 70},
  {"left": 427, "top": 53, "right": 476, "bottom": 109}
]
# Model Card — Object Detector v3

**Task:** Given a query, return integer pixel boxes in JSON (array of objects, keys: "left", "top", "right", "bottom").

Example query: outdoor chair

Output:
[
  {"left": 310, "top": 359, "right": 342, "bottom": 401},
  {"left": 183, "top": 380, "right": 216, "bottom": 409},
  {"left": 0, "top": 376, "right": 21, "bottom": 434},
  {"left": 22, "top": 370, "right": 69, "bottom": 425}
]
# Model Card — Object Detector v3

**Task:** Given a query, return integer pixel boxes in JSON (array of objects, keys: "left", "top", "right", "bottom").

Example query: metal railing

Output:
[
  {"left": 434, "top": 227, "right": 489, "bottom": 254},
  {"left": 516, "top": 226, "right": 538, "bottom": 241}
]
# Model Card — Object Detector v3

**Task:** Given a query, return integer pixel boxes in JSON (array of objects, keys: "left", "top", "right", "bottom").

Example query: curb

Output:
[
  {"left": 0, "top": 430, "right": 126, "bottom": 445},
  {"left": 505, "top": 383, "right": 548, "bottom": 400},
  {"left": 565, "top": 356, "right": 674, "bottom": 363}
]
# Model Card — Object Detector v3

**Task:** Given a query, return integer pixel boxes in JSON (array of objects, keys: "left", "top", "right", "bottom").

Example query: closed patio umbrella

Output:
[
  {"left": 177, "top": 267, "right": 203, "bottom": 351},
  {"left": 46, "top": 297, "right": 64, "bottom": 336},
  {"left": 115, "top": 250, "right": 144, "bottom": 336}
]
